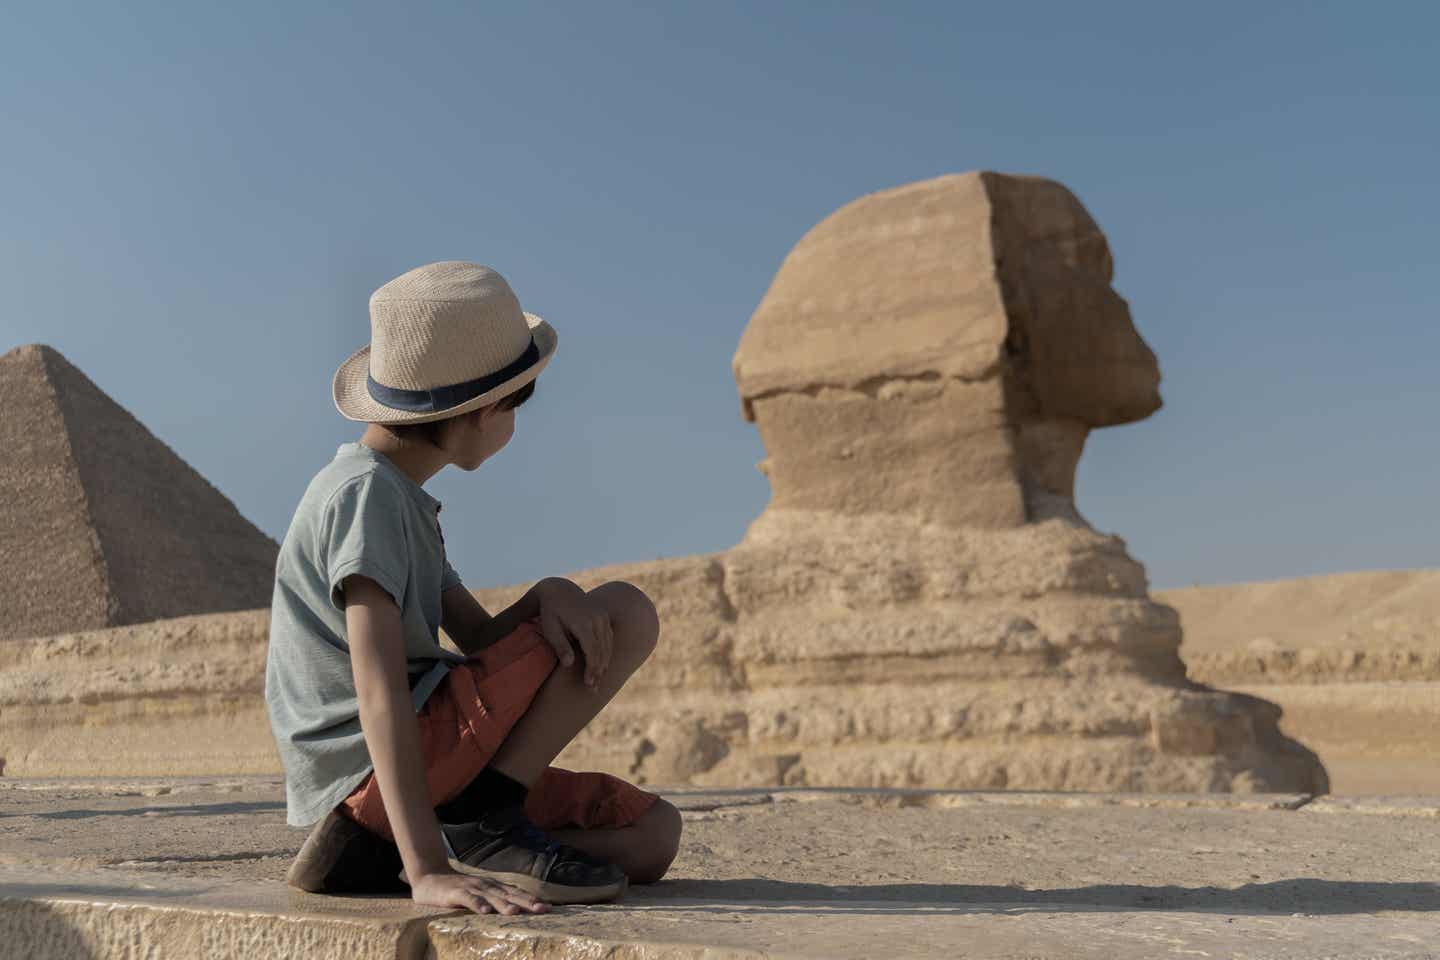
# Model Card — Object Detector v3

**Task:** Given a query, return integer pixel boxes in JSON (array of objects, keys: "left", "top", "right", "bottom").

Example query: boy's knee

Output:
[
  {"left": 592, "top": 580, "right": 660, "bottom": 657},
  {"left": 629, "top": 798, "right": 682, "bottom": 884}
]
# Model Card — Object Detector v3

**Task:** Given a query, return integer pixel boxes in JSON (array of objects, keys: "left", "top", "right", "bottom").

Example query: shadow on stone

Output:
[
  {"left": 0, "top": 882, "right": 202, "bottom": 901},
  {"left": 631, "top": 878, "right": 1440, "bottom": 916},
  {"left": 8, "top": 800, "right": 284, "bottom": 821}
]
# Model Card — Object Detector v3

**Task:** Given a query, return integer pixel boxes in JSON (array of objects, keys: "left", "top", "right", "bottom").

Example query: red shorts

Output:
[{"left": 340, "top": 618, "right": 656, "bottom": 840}]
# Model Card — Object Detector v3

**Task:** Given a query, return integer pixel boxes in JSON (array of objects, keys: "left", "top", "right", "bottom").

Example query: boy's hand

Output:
[
  {"left": 535, "top": 579, "right": 613, "bottom": 688},
  {"left": 410, "top": 868, "right": 549, "bottom": 915}
]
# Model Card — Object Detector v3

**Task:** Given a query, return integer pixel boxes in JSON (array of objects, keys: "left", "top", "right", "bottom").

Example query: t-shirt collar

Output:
[{"left": 336, "top": 442, "right": 442, "bottom": 513}]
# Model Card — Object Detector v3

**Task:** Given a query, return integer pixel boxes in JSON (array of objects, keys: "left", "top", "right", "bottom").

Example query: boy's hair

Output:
[{"left": 384, "top": 380, "right": 535, "bottom": 447}]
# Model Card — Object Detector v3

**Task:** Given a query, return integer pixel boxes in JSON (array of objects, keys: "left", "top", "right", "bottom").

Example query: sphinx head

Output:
[{"left": 734, "top": 172, "right": 1161, "bottom": 528}]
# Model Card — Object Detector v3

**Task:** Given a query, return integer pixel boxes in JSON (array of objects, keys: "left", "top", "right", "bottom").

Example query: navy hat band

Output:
[{"left": 366, "top": 338, "right": 539, "bottom": 413}]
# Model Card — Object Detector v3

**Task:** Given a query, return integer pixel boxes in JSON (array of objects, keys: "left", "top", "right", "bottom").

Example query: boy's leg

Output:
[
  {"left": 434, "top": 580, "right": 681, "bottom": 887},
  {"left": 546, "top": 797, "right": 683, "bottom": 884},
  {"left": 305, "top": 581, "right": 668, "bottom": 895},
  {"left": 485, "top": 580, "right": 660, "bottom": 785}
]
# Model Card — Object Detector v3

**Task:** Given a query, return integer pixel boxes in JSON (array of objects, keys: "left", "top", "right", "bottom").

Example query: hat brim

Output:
[{"left": 332, "top": 313, "right": 557, "bottom": 424}]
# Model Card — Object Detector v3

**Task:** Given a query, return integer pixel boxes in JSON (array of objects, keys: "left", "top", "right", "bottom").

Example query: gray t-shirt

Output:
[{"left": 265, "top": 441, "right": 466, "bottom": 826}]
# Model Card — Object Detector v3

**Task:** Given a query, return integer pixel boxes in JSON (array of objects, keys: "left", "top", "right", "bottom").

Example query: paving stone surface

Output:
[{"left": 2, "top": 777, "right": 1438, "bottom": 958}]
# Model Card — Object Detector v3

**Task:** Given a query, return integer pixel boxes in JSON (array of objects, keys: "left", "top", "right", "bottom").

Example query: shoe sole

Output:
[
  {"left": 287, "top": 810, "right": 364, "bottom": 892},
  {"left": 450, "top": 860, "right": 628, "bottom": 905},
  {"left": 301, "top": 812, "right": 628, "bottom": 905},
  {"left": 398, "top": 860, "right": 628, "bottom": 905}
]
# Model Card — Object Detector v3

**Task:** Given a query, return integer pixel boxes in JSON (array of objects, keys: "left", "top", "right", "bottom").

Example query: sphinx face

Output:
[
  {"left": 1020, "top": 267, "right": 1161, "bottom": 427},
  {"left": 992, "top": 185, "right": 1163, "bottom": 429},
  {"left": 998, "top": 228, "right": 1162, "bottom": 513}
]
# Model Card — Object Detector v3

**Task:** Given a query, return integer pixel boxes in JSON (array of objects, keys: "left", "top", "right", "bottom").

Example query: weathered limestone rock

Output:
[
  {"left": 0, "top": 344, "right": 278, "bottom": 641},
  {"left": 0, "top": 610, "right": 277, "bottom": 777}
]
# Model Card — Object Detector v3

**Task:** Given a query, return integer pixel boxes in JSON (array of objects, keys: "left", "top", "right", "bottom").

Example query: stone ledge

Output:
[
  {"left": 3, "top": 780, "right": 1440, "bottom": 959},
  {"left": 8, "top": 869, "right": 1440, "bottom": 960},
  {"left": 0, "top": 866, "right": 436, "bottom": 960}
]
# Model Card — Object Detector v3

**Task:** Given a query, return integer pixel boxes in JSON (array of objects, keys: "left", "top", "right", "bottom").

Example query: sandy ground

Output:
[
  {"left": 1161, "top": 569, "right": 1440, "bottom": 653},
  {"left": 1162, "top": 570, "right": 1440, "bottom": 796},
  {"left": 2, "top": 776, "right": 1438, "bottom": 958}
]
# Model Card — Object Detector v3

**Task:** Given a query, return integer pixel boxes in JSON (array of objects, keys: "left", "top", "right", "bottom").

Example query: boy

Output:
[{"left": 266, "top": 261, "right": 681, "bottom": 915}]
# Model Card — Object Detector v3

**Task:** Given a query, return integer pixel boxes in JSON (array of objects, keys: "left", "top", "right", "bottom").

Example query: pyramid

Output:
[{"left": 0, "top": 344, "right": 278, "bottom": 641}]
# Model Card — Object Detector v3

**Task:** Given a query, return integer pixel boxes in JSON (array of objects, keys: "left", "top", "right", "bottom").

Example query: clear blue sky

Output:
[{"left": 3, "top": 2, "right": 1435, "bottom": 591}]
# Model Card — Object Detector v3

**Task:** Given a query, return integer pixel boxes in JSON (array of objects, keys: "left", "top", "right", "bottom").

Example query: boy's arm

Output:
[
  {"left": 439, "top": 585, "right": 498, "bottom": 655},
  {"left": 441, "top": 577, "right": 572, "bottom": 655},
  {"left": 345, "top": 575, "right": 545, "bottom": 915},
  {"left": 442, "top": 577, "right": 614, "bottom": 689}
]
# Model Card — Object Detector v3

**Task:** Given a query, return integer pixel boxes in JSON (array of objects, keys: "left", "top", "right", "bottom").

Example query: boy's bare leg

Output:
[
  {"left": 487, "top": 579, "right": 659, "bottom": 786},
  {"left": 477, "top": 580, "right": 681, "bottom": 881},
  {"left": 548, "top": 798, "right": 683, "bottom": 884}
]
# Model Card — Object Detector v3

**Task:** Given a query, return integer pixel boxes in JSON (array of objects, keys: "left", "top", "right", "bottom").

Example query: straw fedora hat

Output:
[{"left": 333, "top": 261, "right": 557, "bottom": 424}]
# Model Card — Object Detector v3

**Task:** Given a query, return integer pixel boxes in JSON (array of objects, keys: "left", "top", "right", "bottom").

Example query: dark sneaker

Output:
[
  {"left": 415, "top": 805, "right": 627, "bottom": 904},
  {"left": 286, "top": 810, "right": 406, "bottom": 895}
]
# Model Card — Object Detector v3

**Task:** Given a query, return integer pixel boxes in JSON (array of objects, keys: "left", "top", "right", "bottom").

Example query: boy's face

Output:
[{"left": 445, "top": 402, "right": 514, "bottom": 470}]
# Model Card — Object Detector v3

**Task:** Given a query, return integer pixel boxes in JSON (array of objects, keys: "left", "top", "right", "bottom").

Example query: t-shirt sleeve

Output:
[
  {"left": 441, "top": 557, "right": 464, "bottom": 592},
  {"left": 320, "top": 474, "right": 410, "bottom": 611}
]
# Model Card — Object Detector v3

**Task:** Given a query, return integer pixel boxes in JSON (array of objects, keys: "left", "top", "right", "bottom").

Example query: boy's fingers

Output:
[
  {"left": 592, "top": 625, "right": 608, "bottom": 687},
  {"left": 503, "top": 887, "right": 543, "bottom": 909},
  {"left": 472, "top": 886, "right": 512, "bottom": 915},
  {"left": 477, "top": 887, "right": 519, "bottom": 915},
  {"left": 581, "top": 630, "right": 597, "bottom": 686},
  {"left": 590, "top": 614, "right": 603, "bottom": 680},
  {"left": 593, "top": 613, "right": 613, "bottom": 682},
  {"left": 604, "top": 614, "right": 615, "bottom": 677},
  {"left": 570, "top": 619, "right": 599, "bottom": 687},
  {"left": 501, "top": 888, "right": 548, "bottom": 912},
  {"left": 539, "top": 611, "right": 574, "bottom": 667}
]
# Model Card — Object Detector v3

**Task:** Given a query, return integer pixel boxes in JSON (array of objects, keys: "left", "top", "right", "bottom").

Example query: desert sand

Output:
[{"left": 1166, "top": 570, "right": 1440, "bottom": 793}]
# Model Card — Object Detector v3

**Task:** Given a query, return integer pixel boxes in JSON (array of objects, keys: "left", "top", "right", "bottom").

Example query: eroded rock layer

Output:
[
  {"left": 0, "top": 610, "right": 276, "bottom": 776},
  {"left": 476, "top": 519, "right": 1324, "bottom": 793}
]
